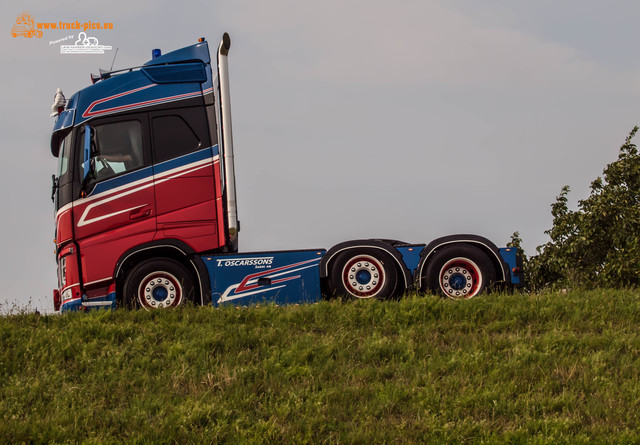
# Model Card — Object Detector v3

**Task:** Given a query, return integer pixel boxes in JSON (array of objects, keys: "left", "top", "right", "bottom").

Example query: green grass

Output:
[{"left": 3, "top": 290, "right": 640, "bottom": 443}]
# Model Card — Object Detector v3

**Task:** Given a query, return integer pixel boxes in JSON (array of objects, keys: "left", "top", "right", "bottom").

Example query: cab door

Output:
[{"left": 73, "top": 113, "right": 156, "bottom": 285}]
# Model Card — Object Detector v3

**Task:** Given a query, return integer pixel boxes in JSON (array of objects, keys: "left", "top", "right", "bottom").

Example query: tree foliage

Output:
[{"left": 527, "top": 126, "right": 640, "bottom": 290}]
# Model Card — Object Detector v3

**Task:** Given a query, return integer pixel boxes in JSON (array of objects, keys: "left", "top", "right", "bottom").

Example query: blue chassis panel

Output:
[
  {"left": 498, "top": 247, "right": 521, "bottom": 285},
  {"left": 203, "top": 245, "right": 521, "bottom": 307},
  {"left": 203, "top": 249, "right": 326, "bottom": 307}
]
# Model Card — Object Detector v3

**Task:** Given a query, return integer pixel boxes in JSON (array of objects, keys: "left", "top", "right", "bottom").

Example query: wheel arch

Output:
[
  {"left": 114, "top": 239, "right": 211, "bottom": 306},
  {"left": 416, "top": 234, "right": 509, "bottom": 289},
  {"left": 319, "top": 239, "right": 413, "bottom": 291}
]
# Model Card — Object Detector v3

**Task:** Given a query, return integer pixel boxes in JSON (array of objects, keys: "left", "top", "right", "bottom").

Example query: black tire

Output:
[
  {"left": 328, "top": 248, "right": 401, "bottom": 300},
  {"left": 123, "top": 258, "right": 196, "bottom": 310},
  {"left": 422, "top": 245, "right": 496, "bottom": 300}
]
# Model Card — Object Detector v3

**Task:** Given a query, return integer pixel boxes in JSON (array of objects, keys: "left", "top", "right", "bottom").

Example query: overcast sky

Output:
[{"left": 2, "top": 0, "right": 639, "bottom": 311}]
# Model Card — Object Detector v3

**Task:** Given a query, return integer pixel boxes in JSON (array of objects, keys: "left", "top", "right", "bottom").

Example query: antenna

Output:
[{"left": 109, "top": 48, "right": 119, "bottom": 71}]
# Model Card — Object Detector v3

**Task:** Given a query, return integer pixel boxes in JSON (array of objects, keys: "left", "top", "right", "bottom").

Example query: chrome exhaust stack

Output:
[{"left": 217, "top": 32, "right": 239, "bottom": 250}]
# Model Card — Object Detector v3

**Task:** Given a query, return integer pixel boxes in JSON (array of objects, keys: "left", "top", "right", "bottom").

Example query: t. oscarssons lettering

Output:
[{"left": 216, "top": 258, "right": 274, "bottom": 267}]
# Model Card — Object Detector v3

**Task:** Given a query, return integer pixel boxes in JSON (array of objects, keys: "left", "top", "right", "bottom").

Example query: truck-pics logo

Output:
[
  {"left": 11, "top": 11, "right": 114, "bottom": 50},
  {"left": 11, "top": 12, "right": 42, "bottom": 38},
  {"left": 60, "top": 32, "right": 112, "bottom": 54}
]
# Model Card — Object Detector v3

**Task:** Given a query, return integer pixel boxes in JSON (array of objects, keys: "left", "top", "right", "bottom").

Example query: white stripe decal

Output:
[
  {"left": 83, "top": 277, "right": 114, "bottom": 287},
  {"left": 84, "top": 156, "right": 218, "bottom": 204},
  {"left": 55, "top": 154, "right": 219, "bottom": 221},
  {"left": 218, "top": 285, "right": 288, "bottom": 304},
  {"left": 78, "top": 158, "right": 211, "bottom": 227},
  {"left": 217, "top": 262, "right": 320, "bottom": 304},
  {"left": 79, "top": 204, "right": 148, "bottom": 227}
]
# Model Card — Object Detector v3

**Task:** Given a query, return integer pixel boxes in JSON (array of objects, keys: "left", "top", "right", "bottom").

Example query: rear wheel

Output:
[
  {"left": 123, "top": 259, "right": 196, "bottom": 310},
  {"left": 328, "top": 248, "right": 401, "bottom": 300},
  {"left": 422, "top": 245, "right": 496, "bottom": 300}
]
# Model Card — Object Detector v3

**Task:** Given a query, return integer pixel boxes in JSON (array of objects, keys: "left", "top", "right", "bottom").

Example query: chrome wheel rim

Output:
[
  {"left": 439, "top": 257, "right": 482, "bottom": 300},
  {"left": 341, "top": 255, "right": 385, "bottom": 298},
  {"left": 137, "top": 271, "right": 183, "bottom": 310}
]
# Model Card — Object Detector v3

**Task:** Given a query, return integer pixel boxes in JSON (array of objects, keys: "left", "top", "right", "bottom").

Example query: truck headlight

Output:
[{"left": 61, "top": 288, "right": 73, "bottom": 302}]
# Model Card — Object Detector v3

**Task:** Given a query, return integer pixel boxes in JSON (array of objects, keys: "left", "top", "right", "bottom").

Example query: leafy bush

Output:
[{"left": 526, "top": 126, "right": 640, "bottom": 290}]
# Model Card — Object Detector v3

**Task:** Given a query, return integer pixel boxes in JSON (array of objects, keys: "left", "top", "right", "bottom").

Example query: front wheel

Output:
[
  {"left": 123, "top": 258, "right": 196, "bottom": 310},
  {"left": 328, "top": 248, "right": 401, "bottom": 300},
  {"left": 422, "top": 245, "right": 496, "bottom": 300}
]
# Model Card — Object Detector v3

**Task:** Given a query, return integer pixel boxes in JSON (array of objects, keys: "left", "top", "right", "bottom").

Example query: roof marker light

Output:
[
  {"left": 198, "top": 37, "right": 205, "bottom": 42},
  {"left": 152, "top": 48, "right": 161, "bottom": 59}
]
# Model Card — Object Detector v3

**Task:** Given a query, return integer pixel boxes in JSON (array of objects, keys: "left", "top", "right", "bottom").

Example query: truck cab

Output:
[{"left": 52, "top": 36, "right": 237, "bottom": 311}]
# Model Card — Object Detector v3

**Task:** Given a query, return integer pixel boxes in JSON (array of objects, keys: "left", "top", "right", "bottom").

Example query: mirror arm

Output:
[
  {"left": 51, "top": 174, "right": 58, "bottom": 203},
  {"left": 82, "top": 125, "right": 92, "bottom": 181}
]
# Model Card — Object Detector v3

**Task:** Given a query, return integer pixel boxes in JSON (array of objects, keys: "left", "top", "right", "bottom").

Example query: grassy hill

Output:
[{"left": 2, "top": 290, "right": 640, "bottom": 443}]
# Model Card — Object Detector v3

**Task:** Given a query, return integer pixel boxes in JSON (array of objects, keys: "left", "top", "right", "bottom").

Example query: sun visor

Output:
[{"left": 141, "top": 62, "right": 207, "bottom": 84}]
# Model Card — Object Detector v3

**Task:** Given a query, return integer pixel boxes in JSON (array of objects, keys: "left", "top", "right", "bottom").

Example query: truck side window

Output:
[
  {"left": 92, "top": 120, "right": 144, "bottom": 181},
  {"left": 151, "top": 111, "right": 206, "bottom": 164}
]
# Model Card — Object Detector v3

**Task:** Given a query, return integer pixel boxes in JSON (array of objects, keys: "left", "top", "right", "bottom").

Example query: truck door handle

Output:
[{"left": 130, "top": 207, "right": 152, "bottom": 220}]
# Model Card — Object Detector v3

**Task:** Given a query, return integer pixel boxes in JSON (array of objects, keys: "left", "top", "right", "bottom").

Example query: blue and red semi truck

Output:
[{"left": 50, "top": 34, "right": 522, "bottom": 312}]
